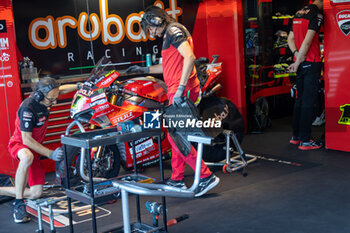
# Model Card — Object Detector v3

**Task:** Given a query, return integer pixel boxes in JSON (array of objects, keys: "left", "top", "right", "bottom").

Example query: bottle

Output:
[
  {"left": 152, "top": 54, "right": 157, "bottom": 64},
  {"left": 146, "top": 53, "right": 152, "bottom": 67}
]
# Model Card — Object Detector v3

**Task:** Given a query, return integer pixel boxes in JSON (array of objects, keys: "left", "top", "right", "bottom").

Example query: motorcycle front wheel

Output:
[{"left": 56, "top": 145, "right": 121, "bottom": 187}]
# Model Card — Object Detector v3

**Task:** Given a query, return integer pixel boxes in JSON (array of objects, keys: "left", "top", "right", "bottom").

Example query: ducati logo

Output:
[
  {"left": 338, "top": 104, "right": 350, "bottom": 125},
  {"left": 336, "top": 10, "right": 350, "bottom": 36}
]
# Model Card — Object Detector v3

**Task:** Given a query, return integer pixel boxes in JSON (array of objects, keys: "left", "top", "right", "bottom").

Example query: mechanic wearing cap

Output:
[
  {"left": 0, "top": 77, "right": 77, "bottom": 223},
  {"left": 125, "top": 6, "right": 219, "bottom": 197}
]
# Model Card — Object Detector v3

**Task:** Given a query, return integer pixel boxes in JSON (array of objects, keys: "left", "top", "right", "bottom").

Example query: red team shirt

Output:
[
  {"left": 290, "top": 4, "right": 323, "bottom": 62},
  {"left": 161, "top": 22, "right": 199, "bottom": 94}
]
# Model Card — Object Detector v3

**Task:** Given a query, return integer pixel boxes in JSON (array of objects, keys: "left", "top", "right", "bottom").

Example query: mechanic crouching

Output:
[{"left": 0, "top": 77, "right": 77, "bottom": 223}]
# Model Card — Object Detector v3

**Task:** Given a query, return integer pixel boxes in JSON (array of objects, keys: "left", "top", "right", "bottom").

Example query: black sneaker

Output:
[
  {"left": 165, "top": 178, "right": 187, "bottom": 190},
  {"left": 13, "top": 200, "right": 31, "bottom": 223},
  {"left": 298, "top": 140, "right": 323, "bottom": 150},
  {"left": 194, "top": 174, "right": 220, "bottom": 197}
]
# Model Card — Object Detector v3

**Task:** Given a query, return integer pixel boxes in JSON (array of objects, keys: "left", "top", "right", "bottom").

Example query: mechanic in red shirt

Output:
[
  {"left": 0, "top": 77, "right": 77, "bottom": 223},
  {"left": 126, "top": 6, "right": 219, "bottom": 197},
  {"left": 288, "top": 0, "right": 323, "bottom": 150}
]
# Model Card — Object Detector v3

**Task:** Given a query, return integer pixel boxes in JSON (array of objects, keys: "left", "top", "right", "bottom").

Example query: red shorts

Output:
[{"left": 8, "top": 142, "right": 45, "bottom": 187}]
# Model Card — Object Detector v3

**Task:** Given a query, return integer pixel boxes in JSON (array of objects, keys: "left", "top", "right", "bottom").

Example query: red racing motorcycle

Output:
[{"left": 58, "top": 55, "right": 244, "bottom": 185}]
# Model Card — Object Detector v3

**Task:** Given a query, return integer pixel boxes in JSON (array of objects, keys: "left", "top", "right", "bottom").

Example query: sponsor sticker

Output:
[
  {"left": 91, "top": 93, "right": 106, "bottom": 102},
  {"left": 23, "top": 111, "right": 33, "bottom": 118},
  {"left": 90, "top": 98, "right": 107, "bottom": 107},
  {"left": 39, "top": 116, "right": 46, "bottom": 122},
  {"left": 0, "top": 37, "right": 9, "bottom": 50},
  {"left": 0, "top": 20, "right": 6, "bottom": 33},
  {"left": 129, "top": 138, "right": 154, "bottom": 155},
  {"left": 95, "top": 103, "right": 109, "bottom": 112},
  {"left": 0, "top": 52, "right": 10, "bottom": 62},
  {"left": 337, "top": 10, "right": 350, "bottom": 36},
  {"left": 338, "top": 104, "right": 350, "bottom": 125}
]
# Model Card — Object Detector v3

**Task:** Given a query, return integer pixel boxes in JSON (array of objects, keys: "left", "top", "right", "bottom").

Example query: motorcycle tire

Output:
[
  {"left": 196, "top": 96, "right": 245, "bottom": 162},
  {"left": 56, "top": 144, "right": 121, "bottom": 187}
]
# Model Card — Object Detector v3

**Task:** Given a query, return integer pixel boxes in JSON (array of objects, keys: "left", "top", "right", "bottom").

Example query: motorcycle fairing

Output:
[
  {"left": 122, "top": 77, "right": 168, "bottom": 103},
  {"left": 201, "top": 63, "right": 222, "bottom": 94},
  {"left": 95, "top": 70, "right": 119, "bottom": 88}
]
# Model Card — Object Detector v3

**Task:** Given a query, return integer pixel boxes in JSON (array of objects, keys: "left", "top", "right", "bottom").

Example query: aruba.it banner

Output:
[{"left": 13, "top": 0, "right": 199, "bottom": 76}]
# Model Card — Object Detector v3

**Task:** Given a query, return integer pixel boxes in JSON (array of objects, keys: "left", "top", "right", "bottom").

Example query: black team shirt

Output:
[{"left": 9, "top": 97, "right": 50, "bottom": 145}]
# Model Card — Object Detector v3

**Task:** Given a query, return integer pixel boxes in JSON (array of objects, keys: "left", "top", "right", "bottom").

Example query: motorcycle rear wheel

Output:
[{"left": 196, "top": 96, "right": 245, "bottom": 162}]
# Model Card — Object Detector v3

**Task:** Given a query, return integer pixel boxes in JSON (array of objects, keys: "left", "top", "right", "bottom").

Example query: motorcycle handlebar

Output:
[
  {"left": 195, "top": 57, "right": 209, "bottom": 66},
  {"left": 194, "top": 54, "right": 219, "bottom": 66}
]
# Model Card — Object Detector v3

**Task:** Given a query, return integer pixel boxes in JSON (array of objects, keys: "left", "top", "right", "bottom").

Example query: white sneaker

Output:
[{"left": 312, "top": 116, "right": 325, "bottom": 126}]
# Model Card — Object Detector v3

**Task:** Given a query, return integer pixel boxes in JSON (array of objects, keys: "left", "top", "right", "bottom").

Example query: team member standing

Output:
[
  {"left": 287, "top": 0, "right": 323, "bottom": 150},
  {"left": 126, "top": 6, "right": 219, "bottom": 197},
  {"left": 0, "top": 77, "right": 77, "bottom": 223}
]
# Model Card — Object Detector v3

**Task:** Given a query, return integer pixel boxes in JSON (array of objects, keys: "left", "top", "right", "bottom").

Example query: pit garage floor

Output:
[{"left": 1, "top": 116, "right": 350, "bottom": 233}]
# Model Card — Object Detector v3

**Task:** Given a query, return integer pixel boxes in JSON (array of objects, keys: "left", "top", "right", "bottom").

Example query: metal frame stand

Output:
[
  {"left": 112, "top": 135, "right": 213, "bottom": 233},
  {"left": 204, "top": 130, "right": 256, "bottom": 174},
  {"left": 61, "top": 121, "right": 166, "bottom": 233}
]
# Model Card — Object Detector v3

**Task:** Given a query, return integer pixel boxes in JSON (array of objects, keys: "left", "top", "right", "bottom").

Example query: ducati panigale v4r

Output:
[{"left": 57, "top": 55, "right": 244, "bottom": 185}]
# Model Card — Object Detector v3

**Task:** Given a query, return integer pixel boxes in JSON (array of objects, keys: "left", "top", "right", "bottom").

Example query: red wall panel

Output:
[
  {"left": 0, "top": 0, "right": 23, "bottom": 176},
  {"left": 192, "top": 0, "right": 247, "bottom": 122},
  {"left": 324, "top": 0, "right": 350, "bottom": 152}
]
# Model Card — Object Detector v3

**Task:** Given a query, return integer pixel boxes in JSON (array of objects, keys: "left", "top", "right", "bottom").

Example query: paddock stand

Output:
[
  {"left": 111, "top": 135, "right": 213, "bottom": 233},
  {"left": 205, "top": 130, "right": 257, "bottom": 175},
  {"left": 26, "top": 197, "right": 66, "bottom": 233}
]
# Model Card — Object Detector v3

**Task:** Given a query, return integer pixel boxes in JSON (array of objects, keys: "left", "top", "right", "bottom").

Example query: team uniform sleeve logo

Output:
[
  {"left": 337, "top": 10, "right": 350, "bottom": 36},
  {"left": 20, "top": 109, "right": 35, "bottom": 131},
  {"left": 169, "top": 25, "right": 187, "bottom": 48}
]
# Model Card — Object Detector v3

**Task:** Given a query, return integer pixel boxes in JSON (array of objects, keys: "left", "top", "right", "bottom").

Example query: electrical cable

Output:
[{"left": 86, "top": 0, "right": 95, "bottom": 66}]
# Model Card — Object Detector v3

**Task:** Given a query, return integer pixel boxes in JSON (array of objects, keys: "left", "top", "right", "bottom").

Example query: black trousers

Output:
[{"left": 292, "top": 61, "right": 322, "bottom": 142}]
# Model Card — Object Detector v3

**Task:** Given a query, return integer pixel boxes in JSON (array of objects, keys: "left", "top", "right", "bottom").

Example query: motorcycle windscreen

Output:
[{"left": 87, "top": 56, "right": 115, "bottom": 83}]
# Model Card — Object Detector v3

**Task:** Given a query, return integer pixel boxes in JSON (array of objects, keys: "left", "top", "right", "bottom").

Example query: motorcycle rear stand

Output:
[{"left": 204, "top": 130, "right": 257, "bottom": 174}]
